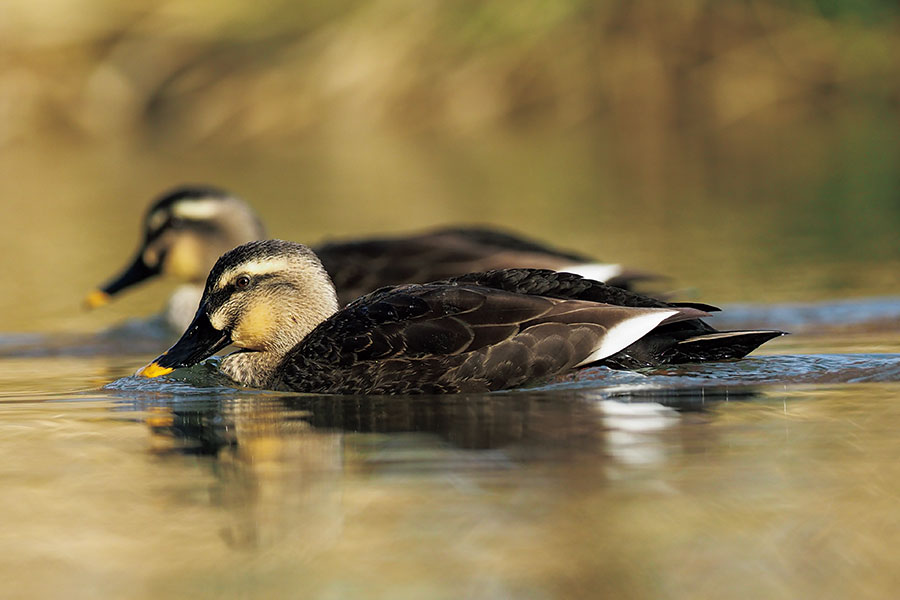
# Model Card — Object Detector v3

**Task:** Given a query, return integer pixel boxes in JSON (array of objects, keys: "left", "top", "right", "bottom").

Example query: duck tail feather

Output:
[
  {"left": 668, "top": 301, "right": 722, "bottom": 312},
  {"left": 673, "top": 330, "right": 787, "bottom": 361}
]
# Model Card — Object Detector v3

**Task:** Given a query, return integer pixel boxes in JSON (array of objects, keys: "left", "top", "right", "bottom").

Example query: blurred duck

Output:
[
  {"left": 85, "top": 186, "right": 266, "bottom": 332},
  {"left": 87, "top": 185, "right": 652, "bottom": 331},
  {"left": 137, "top": 240, "right": 784, "bottom": 394}
]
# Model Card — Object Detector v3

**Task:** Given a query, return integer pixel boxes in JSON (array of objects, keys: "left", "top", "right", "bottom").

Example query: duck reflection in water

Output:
[
  {"left": 135, "top": 387, "right": 752, "bottom": 552},
  {"left": 140, "top": 387, "right": 755, "bottom": 459}
]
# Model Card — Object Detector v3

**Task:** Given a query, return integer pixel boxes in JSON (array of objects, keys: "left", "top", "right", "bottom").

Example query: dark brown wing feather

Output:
[
  {"left": 272, "top": 269, "right": 783, "bottom": 394},
  {"left": 313, "top": 228, "right": 638, "bottom": 305},
  {"left": 273, "top": 281, "right": 686, "bottom": 394},
  {"left": 438, "top": 269, "right": 672, "bottom": 307},
  {"left": 438, "top": 269, "right": 786, "bottom": 368},
  {"left": 423, "top": 226, "right": 589, "bottom": 262}
]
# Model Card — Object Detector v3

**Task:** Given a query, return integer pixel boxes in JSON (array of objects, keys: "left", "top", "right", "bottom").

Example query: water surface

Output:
[
  {"left": 2, "top": 114, "right": 900, "bottom": 599},
  {"left": 3, "top": 340, "right": 900, "bottom": 599}
]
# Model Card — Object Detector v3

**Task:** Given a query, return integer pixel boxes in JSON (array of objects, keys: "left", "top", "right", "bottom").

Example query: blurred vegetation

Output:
[
  {"left": 1, "top": 0, "right": 899, "bottom": 331},
  {"left": 1, "top": 0, "right": 898, "bottom": 147}
]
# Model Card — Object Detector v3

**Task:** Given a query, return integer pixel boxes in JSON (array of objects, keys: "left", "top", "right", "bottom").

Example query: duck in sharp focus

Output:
[
  {"left": 137, "top": 240, "right": 785, "bottom": 395},
  {"left": 86, "top": 185, "right": 654, "bottom": 332}
]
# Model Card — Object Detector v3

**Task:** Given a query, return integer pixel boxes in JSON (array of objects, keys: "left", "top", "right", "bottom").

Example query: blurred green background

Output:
[{"left": 1, "top": 0, "right": 899, "bottom": 331}]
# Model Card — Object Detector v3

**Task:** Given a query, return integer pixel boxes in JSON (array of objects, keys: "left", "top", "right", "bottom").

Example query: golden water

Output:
[{"left": 2, "top": 112, "right": 900, "bottom": 599}]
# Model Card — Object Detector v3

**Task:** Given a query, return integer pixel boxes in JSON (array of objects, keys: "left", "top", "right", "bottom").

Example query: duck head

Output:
[
  {"left": 138, "top": 240, "right": 339, "bottom": 380},
  {"left": 85, "top": 185, "right": 265, "bottom": 309}
]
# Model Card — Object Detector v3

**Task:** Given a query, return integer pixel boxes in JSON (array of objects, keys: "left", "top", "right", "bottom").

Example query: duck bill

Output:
[
  {"left": 137, "top": 312, "right": 232, "bottom": 378},
  {"left": 85, "top": 252, "right": 160, "bottom": 309}
]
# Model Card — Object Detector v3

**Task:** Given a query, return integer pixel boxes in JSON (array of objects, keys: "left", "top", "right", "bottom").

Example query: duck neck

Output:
[
  {"left": 219, "top": 286, "right": 339, "bottom": 388},
  {"left": 164, "top": 284, "right": 204, "bottom": 332},
  {"left": 220, "top": 349, "right": 284, "bottom": 389}
]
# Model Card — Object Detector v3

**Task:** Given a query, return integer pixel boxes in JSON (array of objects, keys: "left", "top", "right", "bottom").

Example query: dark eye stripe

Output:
[
  {"left": 144, "top": 215, "right": 219, "bottom": 242},
  {"left": 205, "top": 272, "right": 280, "bottom": 308}
]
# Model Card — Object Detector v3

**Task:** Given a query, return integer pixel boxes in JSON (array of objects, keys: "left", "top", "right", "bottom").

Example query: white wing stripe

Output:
[{"left": 575, "top": 309, "right": 677, "bottom": 367}]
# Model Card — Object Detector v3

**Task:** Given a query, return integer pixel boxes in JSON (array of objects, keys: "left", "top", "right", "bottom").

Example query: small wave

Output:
[
  {"left": 540, "top": 353, "right": 900, "bottom": 394},
  {"left": 103, "top": 359, "right": 245, "bottom": 396}
]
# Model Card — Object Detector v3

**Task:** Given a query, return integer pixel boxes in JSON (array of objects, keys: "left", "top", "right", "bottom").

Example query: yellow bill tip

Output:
[
  {"left": 137, "top": 362, "right": 175, "bottom": 378},
  {"left": 84, "top": 290, "right": 111, "bottom": 310}
]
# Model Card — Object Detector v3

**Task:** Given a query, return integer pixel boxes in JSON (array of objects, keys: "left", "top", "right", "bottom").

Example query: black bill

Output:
[
  {"left": 137, "top": 311, "right": 231, "bottom": 377},
  {"left": 85, "top": 252, "right": 160, "bottom": 309}
]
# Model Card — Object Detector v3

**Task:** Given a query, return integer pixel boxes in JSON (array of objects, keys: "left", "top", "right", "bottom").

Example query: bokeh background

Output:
[
  {"left": 3, "top": 5, "right": 900, "bottom": 600},
  {"left": 2, "top": 0, "right": 899, "bottom": 331}
]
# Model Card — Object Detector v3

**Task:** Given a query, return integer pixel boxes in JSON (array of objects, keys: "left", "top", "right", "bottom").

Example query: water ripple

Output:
[
  {"left": 543, "top": 353, "right": 900, "bottom": 393},
  {"left": 96, "top": 353, "right": 900, "bottom": 405}
]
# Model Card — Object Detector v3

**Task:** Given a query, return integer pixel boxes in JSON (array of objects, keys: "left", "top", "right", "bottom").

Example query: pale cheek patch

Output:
[
  {"left": 231, "top": 302, "right": 277, "bottom": 349},
  {"left": 143, "top": 247, "right": 160, "bottom": 266},
  {"left": 164, "top": 236, "right": 204, "bottom": 280},
  {"left": 209, "top": 309, "right": 228, "bottom": 331}
]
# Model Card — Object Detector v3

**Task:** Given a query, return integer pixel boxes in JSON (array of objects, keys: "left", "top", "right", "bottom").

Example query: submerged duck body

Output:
[
  {"left": 87, "top": 186, "right": 651, "bottom": 331},
  {"left": 138, "top": 240, "right": 784, "bottom": 395}
]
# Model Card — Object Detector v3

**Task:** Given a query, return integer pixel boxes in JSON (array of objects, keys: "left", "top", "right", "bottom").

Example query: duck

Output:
[
  {"left": 85, "top": 185, "right": 654, "bottom": 332},
  {"left": 136, "top": 240, "right": 785, "bottom": 395},
  {"left": 85, "top": 186, "right": 266, "bottom": 331}
]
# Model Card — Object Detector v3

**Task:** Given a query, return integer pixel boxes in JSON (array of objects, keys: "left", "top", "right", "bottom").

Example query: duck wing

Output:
[
  {"left": 440, "top": 269, "right": 673, "bottom": 307},
  {"left": 425, "top": 226, "right": 590, "bottom": 262},
  {"left": 274, "top": 280, "right": 700, "bottom": 395},
  {"left": 440, "top": 269, "right": 785, "bottom": 369},
  {"left": 313, "top": 229, "right": 640, "bottom": 305}
]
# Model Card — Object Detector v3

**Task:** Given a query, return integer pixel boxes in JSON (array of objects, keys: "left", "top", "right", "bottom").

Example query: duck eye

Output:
[{"left": 235, "top": 275, "right": 252, "bottom": 290}]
